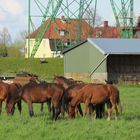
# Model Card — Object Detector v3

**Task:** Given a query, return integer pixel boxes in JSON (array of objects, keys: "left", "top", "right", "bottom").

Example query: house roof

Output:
[
  {"left": 62, "top": 38, "right": 140, "bottom": 55},
  {"left": 30, "top": 18, "right": 94, "bottom": 39},
  {"left": 93, "top": 27, "right": 119, "bottom": 38}
]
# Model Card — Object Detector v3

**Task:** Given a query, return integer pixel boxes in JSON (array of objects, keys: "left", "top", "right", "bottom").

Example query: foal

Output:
[{"left": 70, "top": 84, "right": 122, "bottom": 120}]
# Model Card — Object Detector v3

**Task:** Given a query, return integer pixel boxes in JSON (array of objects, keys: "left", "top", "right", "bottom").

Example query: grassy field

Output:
[
  {"left": 0, "top": 85, "right": 140, "bottom": 140},
  {"left": 0, "top": 57, "right": 63, "bottom": 81},
  {"left": 0, "top": 58, "right": 140, "bottom": 140}
]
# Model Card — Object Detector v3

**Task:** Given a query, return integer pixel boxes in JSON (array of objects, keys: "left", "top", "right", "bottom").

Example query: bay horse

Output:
[
  {"left": 62, "top": 83, "right": 85, "bottom": 117},
  {"left": 69, "top": 84, "right": 122, "bottom": 120},
  {"left": 54, "top": 76, "right": 105, "bottom": 118},
  {"left": 53, "top": 76, "right": 84, "bottom": 117},
  {"left": 6, "top": 81, "right": 64, "bottom": 120}
]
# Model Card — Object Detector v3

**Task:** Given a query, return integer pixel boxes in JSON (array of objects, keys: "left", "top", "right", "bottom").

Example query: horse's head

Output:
[
  {"left": 53, "top": 75, "right": 72, "bottom": 89},
  {"left": 6, "top": 84, "right": 21, "bottom": 115},
  {"left": 53, "top": 75, "right": 61, "bottom": 84},
  {"left": 68, "top": 105, "right": 75, "bottom": 118},
  {"left": 5, "top": 96, "right": 15, "bottom": 115}
]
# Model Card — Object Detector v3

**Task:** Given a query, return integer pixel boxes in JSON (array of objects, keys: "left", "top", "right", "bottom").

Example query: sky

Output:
[{"left": 0, "top": 0, "right": 140, "bottom": 41}]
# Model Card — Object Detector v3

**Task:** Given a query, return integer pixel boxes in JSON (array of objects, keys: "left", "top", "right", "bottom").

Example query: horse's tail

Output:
[
  {"left": 62, "top": 89, "right": 68, "bottom": 112},
  {"left": 108, "top": 85, "right": 122, "bottom": 114},
  {"left": 117, "top": 94, "right": 122, "bottom": 114}
]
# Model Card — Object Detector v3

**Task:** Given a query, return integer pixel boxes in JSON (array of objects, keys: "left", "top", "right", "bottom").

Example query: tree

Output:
[
  {"left": 84, "top": 7, "right": 103, "bottom": 27},
  {"left": 0, "top": 27, "right": 12, "bottom": 45},
  {"left": 0, "top": 27, "right": 11, "bottom": 57},
  {"left": 7, "top": 30, "right": 27, "bottom": 57}
]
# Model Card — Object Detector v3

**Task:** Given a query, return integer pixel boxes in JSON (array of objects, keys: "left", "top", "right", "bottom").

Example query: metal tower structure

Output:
[
  {"left": 28, "top": 0, "right": 97, "bottom": 58},
  {"left": 110, "top": 0, "right": 134, "bottom": 38}
]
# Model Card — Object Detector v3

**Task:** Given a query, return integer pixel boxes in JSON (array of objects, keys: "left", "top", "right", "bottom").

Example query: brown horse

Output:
[
  {"left": 6, "top": 81, "right": 64, "bottom": 120},
  {"left": 5, "top": 83, "right": 22, "bottom": 115},
  {"left": 69, "top": 84, "right": 122, "bottom": 120},
  {"left": 62, "top": 83, "right": 86, "bottom": 117},
  {"left": 53, "top": 76, "right": 84, "bottom": 117}
]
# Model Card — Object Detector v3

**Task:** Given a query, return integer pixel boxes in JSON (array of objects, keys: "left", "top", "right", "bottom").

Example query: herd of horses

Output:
[{"left": 0, "top": 76, "right": 122, "bottom": 121}]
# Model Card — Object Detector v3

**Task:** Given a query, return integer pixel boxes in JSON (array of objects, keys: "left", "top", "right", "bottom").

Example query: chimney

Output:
[
  {"left": 104, "top": 21, "right": 108, "bottom": 27},
  {"left": 61, "top": 16, "right": 65, "bottom": 20}
]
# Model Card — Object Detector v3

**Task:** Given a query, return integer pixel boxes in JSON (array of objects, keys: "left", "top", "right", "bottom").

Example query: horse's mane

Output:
[{"left": 55, "top": 76, "right": 77, "bottom": 85}]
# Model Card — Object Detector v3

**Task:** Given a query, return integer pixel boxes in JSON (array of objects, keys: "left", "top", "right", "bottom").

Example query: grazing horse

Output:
[
  {"left": 5, "top": 83, "right": 22, "bottom": 115},
  {"left": 6, "top": 81, "right": 64, "bottom": 120},
  {"left": 54, "top": 76, "right": 104, "bottom": 118},
  {"left": 53, "top": 76, "right": 84, "bottom": 117},
  {"left": 62, "top": 84, "right": 85, "bottom": 117},
  {"left": 0, "top": 82, "right": 9, "bottom": 114},
  {"left": 69, "top": 84, "right": 122, "bottom": 120}
]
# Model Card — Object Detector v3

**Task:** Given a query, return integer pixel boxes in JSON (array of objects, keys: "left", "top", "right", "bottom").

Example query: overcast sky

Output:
[{"left": 0, "top": 0, "right": 140, "bottom": 41}]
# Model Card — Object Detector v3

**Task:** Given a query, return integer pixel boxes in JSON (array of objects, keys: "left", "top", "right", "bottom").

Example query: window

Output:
[{"left": 59, "top": 30, "right": 65, "bottom": 36}]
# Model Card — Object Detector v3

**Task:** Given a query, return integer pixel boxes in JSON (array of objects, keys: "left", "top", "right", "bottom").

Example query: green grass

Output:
[
  {"left": 0, "top": 58, "right": 63, "bottom": 81},
  {"left": 0, "top": 58, "right": 140, "bottom": 140},
  {"left": 0, "top": 85, "right": 140, "bottom": 140}
]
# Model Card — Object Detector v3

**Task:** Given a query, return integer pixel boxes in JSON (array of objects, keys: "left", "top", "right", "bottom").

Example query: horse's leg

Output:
[
  {"left": 27, "top": 101, "right": 34, "bottom": 117},
  {"left": 101, "top": 103, "right": 105, "bottom": 118},
  {"left": 77, "top": 104, "right": 83, "bottom": 116},
  {"left": 47, "top": 99, "right": 51, "bottom": 113},
  {"left": 97, "top": 104, "right": 104, "bottom": 119},
  {"left": 0, "top": 101, "right": 2, "bottom": 115},
  {"left": 89, "top": 103, "right": 95, "bottom": 118},
  {"left": 83, "top": 100, "right": 89, "bottom": 117},
  {"left": 51, "top": 105, "right": 55, "bottom": 120},
  {"left": 40, "top": 103, "right": 43, "bottom": 112},
  {"left": 54, "top": 107, "right": 61, "bottom": 121},
  {"left": 17, "top": 100, "right": 22, "bottom": 114},
  {"left": 106, "top": 101, "right": 112, "bottom": 121}
]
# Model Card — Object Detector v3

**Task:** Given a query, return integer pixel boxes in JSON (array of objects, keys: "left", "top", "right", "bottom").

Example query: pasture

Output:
[
  {"left": 0, "top": 58, "right": 63, "bottom": 81},
  {"left": 0, "top": 58, "right": 140, "bottom": 140}
]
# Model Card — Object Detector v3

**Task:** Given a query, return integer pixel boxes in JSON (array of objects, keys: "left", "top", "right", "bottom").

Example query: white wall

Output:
[{"left": 25, "top": 39, "right": 53, "bottom": 58}]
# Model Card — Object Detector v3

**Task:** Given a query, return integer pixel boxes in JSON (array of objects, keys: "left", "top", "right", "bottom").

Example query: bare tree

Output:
[
  {"left": 0, "top": 27, "right": 12, "bottom": 45},
  {"left": 20, "top": 30, "right": 27, "bottom": 42},
  {"left": 0, "top": 27, "right": 11, "bottom": 57},
  {"left": 84, "top": 7, "right": 103, "bottom": 27}
]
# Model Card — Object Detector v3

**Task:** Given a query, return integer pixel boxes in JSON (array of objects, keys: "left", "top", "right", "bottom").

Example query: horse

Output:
[
  {"left": 53, "top": 76, "right": 85, "bottom": 117},
  {"left": 54, "top": 76, "right": 105, "bottom": 118},
  {"left": 5, "top": 83, "right": 22, "bottom": 115},
  {"left": 69, "top": 84, "right": 122, "bottom": 120},
  {"left": 6, "top": 81, "right": 64, "bottom": 120},
  {"left": 0, "top": 82, "right": 9, "bottom": 114},
  {"left": 62, "top": 83, "right": 85, "bottom": 117}
]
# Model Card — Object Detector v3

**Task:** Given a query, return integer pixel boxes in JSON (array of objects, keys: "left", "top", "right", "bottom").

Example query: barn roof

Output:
[
  {"left": 62, "top": 38, "right": 140, "bottom": 55},
  {"left": 88, "top": 38, "right": 140, "bottom": 55}
]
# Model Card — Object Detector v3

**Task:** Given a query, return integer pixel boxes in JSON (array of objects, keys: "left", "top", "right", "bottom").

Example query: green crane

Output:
[
  {"left": 28, "top": 0, "right": 97, "bottom": 58},
  {"left": 110, "top": 0, "right": 134, "bottom": 38}
]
